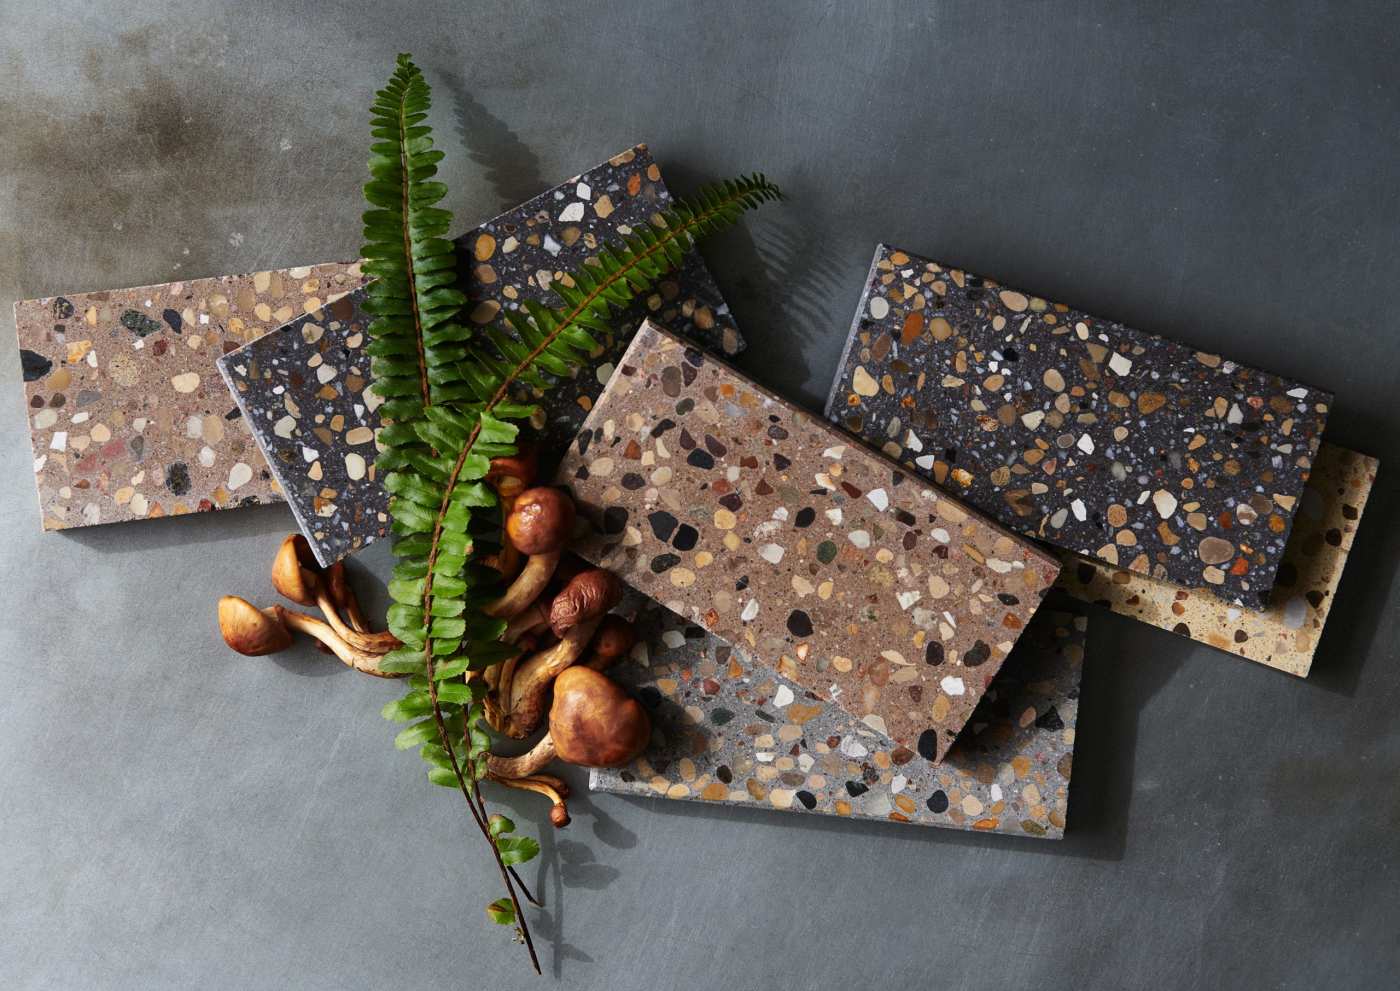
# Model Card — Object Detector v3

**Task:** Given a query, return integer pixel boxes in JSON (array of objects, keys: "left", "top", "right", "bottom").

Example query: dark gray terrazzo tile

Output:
[
  {"left": 592, "top": 590, "right": 1087, "bottom": 838},
  {"left": 825, "top": 244, "right": 1332, "bottom": 607},
  {"left": 218, "top": 292, "right": 386, "bottom": 566}
]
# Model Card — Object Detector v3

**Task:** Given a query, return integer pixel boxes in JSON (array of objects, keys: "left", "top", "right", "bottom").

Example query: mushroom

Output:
[
  {"left": 271, "top": 535, "right": 399, "bottom": 654},
  {"left": 218, "top": 595, "right": 401, "bottom": 679},
  {"left": 218, "top": 594, "right": 292, "bottom": 655},
  {"left": 499, "top": 571, "right": 623, "bottom": 737},
  {"left": 487, "top": 771, "right": 571, "bottom": 828},
  {"left": 484, "top": 451, "right": 538, "bottom": 579},
  {"left": 583, "top": 615, "right": 637, "bottom": 671},
  {"left": 483, "top": 488, "right": 575, "bottom": 620},
  {"left": 502, "top": 617, "right": 604, "bottom": 738},
  {"left": 546, "top": 568, "right": 623, "bottom": 638},
  {"left": 487, "top": 666, "right": 650, "bottom": 779}
]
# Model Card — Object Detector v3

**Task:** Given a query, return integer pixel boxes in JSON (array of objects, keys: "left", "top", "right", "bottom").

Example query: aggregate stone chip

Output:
[
  {"left": 220, "top": 144, "right": 745, "bottom": 562},
  {"left": 826, "top": 245, "right": 1332, "bottom": 608},
  {"left": 1056, "top": 443, "right": 1377, "bottom": 677},
  {"left": 218, "top": 292, "right": 387, "bottom": 567},
  {"left": 591, "top": 592, "right": 1087, "bottom": 838},
  {"left": 14, "top": 262, "right": 368, "bottom": 530},
  {"left": 558, "top": 321, "right": 1062, "bottom": 762}
]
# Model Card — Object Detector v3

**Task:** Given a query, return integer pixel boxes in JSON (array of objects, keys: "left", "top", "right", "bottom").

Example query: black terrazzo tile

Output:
[{"left": 825, "top": 245, "right": 1332, "bottom": 607}]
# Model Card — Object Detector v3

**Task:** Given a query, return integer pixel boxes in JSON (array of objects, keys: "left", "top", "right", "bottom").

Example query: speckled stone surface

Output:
[
  {"left": 558, "top": 321, "right": 1062, "bottom": 762},
  {"left": 217, "top": 293, "right": 387, "bottom": 567},
  {"left": 1056, "top": 443, "right": 1377, "bottom": 676},
  {"left": 591, "top": 591, "right": 1086, "bottom": 838},
  {"left": 826, "top": 244, "right": 1332, "bottom": 608},
  {"left": 460, "top": 143, "right": 744, "bottom": 455},
  {"left": 13, "top": 262, "right": 367, "bottom": 530},
  {"left": 219, "top": 144, "right": 744, "bottom": 563}
]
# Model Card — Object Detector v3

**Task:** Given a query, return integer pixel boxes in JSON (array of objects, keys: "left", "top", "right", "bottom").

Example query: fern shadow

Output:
[{"left": 437, "top": 72, "right": 548, "bottom": 217}]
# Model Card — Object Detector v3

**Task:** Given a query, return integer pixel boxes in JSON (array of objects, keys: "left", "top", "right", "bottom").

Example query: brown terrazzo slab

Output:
[
  {"left": 558, "top": 321, "right": 1062, "bottom": 762},
  {"left": 1055, "top": 443, "right": 1377, "bottom": 676},
  {"left": 591, "top": 592, "right": 1087, "bottom": 838},
  {"left": 14, "top": 262, "right": 367, "bottom": 529},
  {"left": 826, "top": 244, "right": 1332, "bottom": 608}
]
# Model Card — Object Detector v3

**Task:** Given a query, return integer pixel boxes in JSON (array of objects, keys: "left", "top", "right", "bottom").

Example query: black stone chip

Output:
[
  {"left": 648, "top": 510, "right": 679, "bottom": 542},
  {"left": 20, "top": 349, "right": 52, "bottom": 381},
  {"left": 916, "top": 729, "right": 939, "bottom": 761},
  {"left": 926, "top": 789, "right": 949, "bottom": 814},
  {"left": 1035, "top": 706, "right": 1065, "bottom": 730},
  {"left": 961, "top": 640, "right": 991, "bottom": 667},
  {"left": 786, "top": 610, "right": 814, "bottom": 637},
  {"left": 844, "top": 780, "right": 869, "bottom": 797},
  {"left": 672, "top": 524, "right": 699, "bottom": 551},
  {"left": 686, "top": 449, "right": 715, "bottom": 470}
]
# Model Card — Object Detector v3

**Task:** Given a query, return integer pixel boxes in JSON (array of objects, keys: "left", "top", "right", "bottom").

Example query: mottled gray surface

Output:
[{"left": 1, "top": 3, "right": 1397, "bottom": 990}]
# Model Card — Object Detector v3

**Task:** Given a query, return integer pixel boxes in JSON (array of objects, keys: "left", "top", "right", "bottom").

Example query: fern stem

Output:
[
  {"left": 395, "top": 114, "right": 432, "bottom": 408},
  {"left": 423, "top": 669, "right": 541, "bottom": 971}
]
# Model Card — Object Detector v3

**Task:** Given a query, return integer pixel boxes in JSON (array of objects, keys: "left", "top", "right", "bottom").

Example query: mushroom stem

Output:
[
  {"left": 484, "top": 550, "right": 562, "bottom": 619},
  {"left": 274, "top": 606, "right": 402, "bottom": 679},
  {"left": 487, "top": 771, "right": 571, "bottom": 828},
  {"left": 503, "top": 599, "right": 551, "bottom": 644},
  {"left": 271, "top": 535, "right": 398, "bottom": 654},
  {"left": 487, "top": 734, "right": 558, "bottom": 779},
  {"left": 505, "top": 617, "right": 603, "bottom": 738},
  {"left": 325, "top": 561, "right": 371, "bottom": 633},
  {"left": 315, "top": 591, "right": 401, "bottom": 654}
]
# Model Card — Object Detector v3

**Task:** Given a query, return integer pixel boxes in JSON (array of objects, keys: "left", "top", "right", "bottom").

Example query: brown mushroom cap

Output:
[
  {"left": 271, "top": 534, "right": 321, "bottom": 606},
  {"left": 505, "top": 487, "right": 575, "bottom": 556},
  {"left": 586, "top": 615, "right": 638, "bottom": 670},
  {"left": 547, "top": 568, "right": 622, "bottom": 637},
  {"left": 219, "top": 595, "right": 293, "bottom": 655},
  {"left": 548, "top": 666, "right": 651, "bottom": 768}
]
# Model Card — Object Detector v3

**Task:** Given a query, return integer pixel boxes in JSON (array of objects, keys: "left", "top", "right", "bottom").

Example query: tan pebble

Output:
[
  {"left": 1197, "top": 536, "right": 1234, "bottom": 564},
  {"left": 999, "top": 290, "right": 1028, "bottom": 312},
  {"left": 474, "top": 233, "right": 496, "bottom": 261},
  {"left": 345, "top": 426, "right": 374, "bottom": 445},
  {"left": 1042, "top": 368, "right": 1065, "bottom": 392}
]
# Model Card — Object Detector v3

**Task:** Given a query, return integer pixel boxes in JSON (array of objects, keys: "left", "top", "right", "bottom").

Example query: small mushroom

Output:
[
  {"left": 484, "top": 488, "right": 575, "bottom": 620},
  {"left": 217, "top": 595, "right": 401, "bottom": 679},
  {"left": 488, "top": 666, "right": 650, "bottom": 779},
  {"left": 218, "top": 595, "right": 292, "bottom": 655},
  {"left": 583, "top": 615, "right": 638, "bottom": 671},
  {"left": 503, "top": 617, "right": 604, "bottom": 738},
  {"left": 483, "top": 451, "right": 538, "bottom": 579},
  {"left": 271, "top": 535, "right": 398, "bottom": 654},
  {"left": 487, "top": 771, "right": 571, "bottom": 828},
  {"left": 547, "top": 569, "right": 623, "bottom": 638}
]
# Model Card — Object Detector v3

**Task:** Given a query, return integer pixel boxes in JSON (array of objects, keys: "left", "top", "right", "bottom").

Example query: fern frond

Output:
[{"left": 362, "top": 52, "right": 780, "bottom": 972}]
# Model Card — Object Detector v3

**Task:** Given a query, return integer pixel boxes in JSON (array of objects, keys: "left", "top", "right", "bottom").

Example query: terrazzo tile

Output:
[
  {"left": 217, "top": 293, "right": 387, "bottom": 566},
  {"left": 826, "top": 244, "right": 1332, "bottom": 608},
  {"left": 558, "top": 321, "right": 1062, "bottom": 762},
  {"left": 220, "top": 144, "right": 744, "bottom": 564},
  {"left": 14, "top": 262, "right": 367, "bottom": 530},
  {"left": 1055, "top": 443, "right": 1377, "bottom": 676},
  {"left": 591, "top": 591, "right": 1087, "bottom": 838}
]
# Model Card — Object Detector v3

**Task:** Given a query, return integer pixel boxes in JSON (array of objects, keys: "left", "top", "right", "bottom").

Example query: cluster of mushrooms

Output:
[{"left": 217, "top": 452, "right": 651, "bottom": 828}]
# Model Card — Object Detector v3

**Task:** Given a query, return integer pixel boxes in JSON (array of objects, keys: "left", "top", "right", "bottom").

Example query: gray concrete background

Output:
[{"left": 2, "top": 2, "right": 1397, "bottom": 988}]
